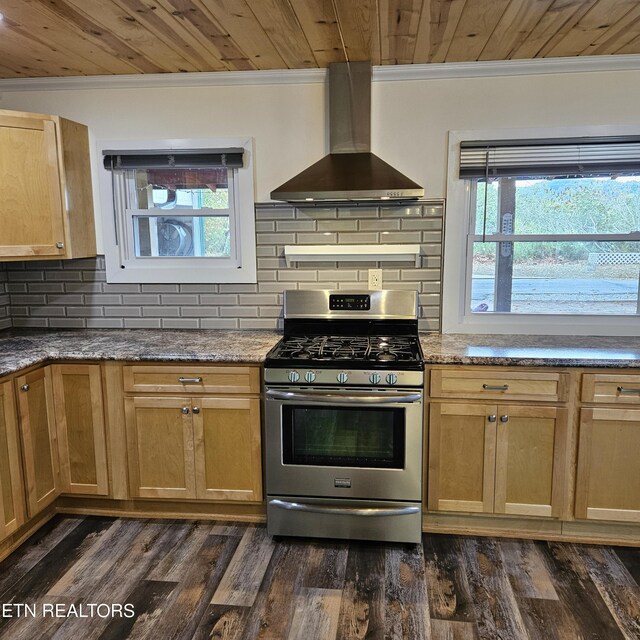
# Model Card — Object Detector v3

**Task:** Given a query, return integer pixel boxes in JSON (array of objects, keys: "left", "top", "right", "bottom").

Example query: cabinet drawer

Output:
[
  {"left": 123, "top": 365, "right": 260, "bottom": 395},
  {"left": 582, "top": 373, "right": 640, "bottom": 404},
  {"left": 430, "top": 368, "right": 567, "bottom": 402}
]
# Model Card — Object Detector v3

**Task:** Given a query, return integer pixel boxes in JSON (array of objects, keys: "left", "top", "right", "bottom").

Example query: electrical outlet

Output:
[{"left": 368, "top": 269, "right": 383, "bottom": 290}]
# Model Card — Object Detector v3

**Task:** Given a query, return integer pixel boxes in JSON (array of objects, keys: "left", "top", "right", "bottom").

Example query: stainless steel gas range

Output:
[{"left": 264, "top": 289, "right": 424, "bottom": 544}]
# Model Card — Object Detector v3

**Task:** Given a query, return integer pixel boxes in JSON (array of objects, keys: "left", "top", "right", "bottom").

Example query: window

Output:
[
  {"left": 444, "top": 129, "right": 640, "bottom": 335},
  {"left": 99, "top": 139, "right": 256, "bottom": 283}
]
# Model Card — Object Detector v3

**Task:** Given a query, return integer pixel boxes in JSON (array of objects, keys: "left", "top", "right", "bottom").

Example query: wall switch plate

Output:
[{"left": 368, "top": 269, "right": 383, "bottom": 290}]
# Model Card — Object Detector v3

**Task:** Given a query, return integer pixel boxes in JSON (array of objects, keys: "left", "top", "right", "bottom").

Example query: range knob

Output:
[
  {"left": 369, "top": 372, "right": 381, "bottom": 385},
  {"left": 304, "top": 371, "right": 316, "bottom": 383},
  {"left": 288, "top": 370, "right": 300, "bottom": 383},
  {"left": 337, "top": 372, "right": 349, "bottom": 384},
  {"left": 386, "top": 372, "right": 398, "bottom": 385}
]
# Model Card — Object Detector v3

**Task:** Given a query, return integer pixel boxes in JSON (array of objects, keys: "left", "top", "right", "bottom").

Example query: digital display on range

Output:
[{"left": 329, "top": 294, "right": 371, "bottom": 310}]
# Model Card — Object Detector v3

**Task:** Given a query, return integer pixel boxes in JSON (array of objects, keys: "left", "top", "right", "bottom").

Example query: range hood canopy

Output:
[{"left": 270, "top": 61, "right": 424, "bottom": 203}]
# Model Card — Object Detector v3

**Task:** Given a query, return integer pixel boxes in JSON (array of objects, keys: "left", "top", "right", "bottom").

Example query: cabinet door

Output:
[
  {"left": 125, "top": 397, "right": 196, "bottom": 499},
  {"left": 51, "top": 365, "right": 108, "bottom": 496},
  {"left": 0, "top": 380, "right": 26, "bottom": 540},
  {"left": 576, "top": 408, "right": 640, "bottom": 522},
  {"left": 428, "top": 402, "right": 497, "bottom": 513},
  {"left": 193, "top": 397, "right": 262, "bottom": 501},
  {"left": 16, "top": 368, "right": 60, "bottom": 517},
  {"left": 494, "top": 405, "right": 567, "bottom": 518},
  {"left": 0, "top": 113, "right": 65, "bottom": 258}
]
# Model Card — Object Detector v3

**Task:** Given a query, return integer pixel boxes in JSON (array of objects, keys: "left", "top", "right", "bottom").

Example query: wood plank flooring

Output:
[{"left": 0, "top": 516, "right": 639, "bottom": 639}]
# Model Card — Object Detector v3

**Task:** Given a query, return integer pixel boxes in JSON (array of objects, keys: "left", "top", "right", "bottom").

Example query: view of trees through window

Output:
[{"left": 470, "top": 177, "right": 640, "bottom": 315}]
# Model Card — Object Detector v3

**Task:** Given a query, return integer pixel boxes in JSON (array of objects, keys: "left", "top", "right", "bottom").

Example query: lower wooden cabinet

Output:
[
  {"left": 576, "top": 407, "right": 640, "bottom": 523},
  {"left": 15, "top": 368, "right": 60, "bottom": 517},
  {"left": 428, "top": 402, "right": 566, "bottom": 518},
  {"left": 125, "top": 395, "right": 262, "bottom": 502},
  {"left": 51, "top": 364, "right": 109, "bottom": 496},
  {"left": 0, "top": 380, "right": 26, "bottom": 540}
]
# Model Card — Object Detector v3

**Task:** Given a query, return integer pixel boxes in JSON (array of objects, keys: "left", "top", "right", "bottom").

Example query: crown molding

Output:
[{"left": 1, "top": 55, "right": 640, "bottom": 92}]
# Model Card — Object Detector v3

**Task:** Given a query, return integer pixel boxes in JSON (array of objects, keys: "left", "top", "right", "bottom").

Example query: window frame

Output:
[
  {"left": 98, "top": 137, "right": 256, "bottom": 284},
  {"left": 444, "top": 126, "right": 640, "bottom": 336}
]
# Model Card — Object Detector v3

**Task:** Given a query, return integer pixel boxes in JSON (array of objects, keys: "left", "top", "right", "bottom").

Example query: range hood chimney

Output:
[{"left": 270, "top": 61, "right": 424, "bottom": 203}]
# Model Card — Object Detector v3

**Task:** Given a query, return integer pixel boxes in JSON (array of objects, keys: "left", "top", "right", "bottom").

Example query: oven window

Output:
[{"left": 282, "top": 406, "right": 405, "bottom": 469}]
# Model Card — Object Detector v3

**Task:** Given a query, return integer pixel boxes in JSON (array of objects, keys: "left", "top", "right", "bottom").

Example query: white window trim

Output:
[
  {"left": 444, "top": 125, "right": 640, "bottom": 336},
  {"left": 97, "top": 137, "right": 257, "bottom": 284}
]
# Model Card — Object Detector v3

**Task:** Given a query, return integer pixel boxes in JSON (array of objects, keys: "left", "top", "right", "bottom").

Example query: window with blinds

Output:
[
  {"left": 459, "top": 136, "right": 640, "bottom": 316},
  {"left": 99, "top": 141, "right": 257, "bottom": 284}
]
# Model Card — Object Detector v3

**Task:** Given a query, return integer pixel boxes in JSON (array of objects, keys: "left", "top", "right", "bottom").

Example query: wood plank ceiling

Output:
[{"left": 0, "top": 0, "right": 639, "bottom": 79}]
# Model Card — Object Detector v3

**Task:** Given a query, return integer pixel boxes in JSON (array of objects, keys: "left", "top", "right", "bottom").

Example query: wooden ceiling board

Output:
[
  {"left": 332, "top": 0, "right": 381, "bottom": 64},
  {"left": 429, "top": 0, "right": 468, "bottom": 63},
  {"left": 0, "top": 0, "right": 639, "bottom": 79},
  {"left": 61, "top": 0, "right": 201, "bottom": 72},
  {"left": 445, "top": 0, "right": 513, "bottom": 62},
  {"left": 380, "top": 0, "right": 424, "bottom": 65},
  {"left": 115, "top": 0, "right": 233, "bottom": 71},
  {"left": 479, "top": 0, "right": 555, "bottom": 61},
  {"left": 584, "top": 5, "right": 640, "bottom": 55},
  {"left": 0, "top": 0, "right": 139, "bottom": 75},
  {"left": 0, "top": 17, "right": 109, "bottom": 77},
  {"left": 287, "top": 0, "right": 346, "bottom": 67},
  {"left": 244, "top": 0, "right": 316, "bottom": 68},
  {"left": 545, "top": 0, "right": 640, "bottom": 57},
  {"left": 37, "top": 0, "right": 170, "bottom": 73},
  {"left": 112, "top": 0, "right": 229, "bottom": 71},
  {"left": 411, "top": 0, "right": 432, "bottom": 63},
  {"left": 197, "top": 0, "right": 287, "bottom": 70},
  {"left": 534, "top": 0, "right": 601, "bottom": 57}
]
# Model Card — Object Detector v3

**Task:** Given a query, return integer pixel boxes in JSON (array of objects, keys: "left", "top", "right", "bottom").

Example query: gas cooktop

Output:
[{"left": 265, "top": 334, "right": 422, "bottom": 368}]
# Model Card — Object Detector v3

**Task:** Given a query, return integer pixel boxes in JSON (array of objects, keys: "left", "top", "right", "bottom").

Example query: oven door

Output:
[{"left": 265, "top": 387, "right": 423, "bottom": 502}]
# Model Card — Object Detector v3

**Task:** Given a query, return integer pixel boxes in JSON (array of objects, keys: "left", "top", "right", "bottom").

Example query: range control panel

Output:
[{"left": 329, "top": 294, "right": 371, "bottom": 311}]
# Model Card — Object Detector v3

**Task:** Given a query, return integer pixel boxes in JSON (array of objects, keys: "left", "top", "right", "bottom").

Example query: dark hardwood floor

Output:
[{"left": 0, "top": 516, "right": 638, "bottom": 639}]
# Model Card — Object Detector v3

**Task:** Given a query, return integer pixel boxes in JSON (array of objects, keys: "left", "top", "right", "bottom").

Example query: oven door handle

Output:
[
  {"left": 269, "top": 499, "right": 420, "bottom": 517},
  {"left": 265, "top": 389, "right": 422, "bottom": 404}
]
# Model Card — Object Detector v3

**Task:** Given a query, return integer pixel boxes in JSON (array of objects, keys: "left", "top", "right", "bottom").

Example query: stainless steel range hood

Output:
[{"left": 270, "top": 62, "right": 424, "bottom": 203}]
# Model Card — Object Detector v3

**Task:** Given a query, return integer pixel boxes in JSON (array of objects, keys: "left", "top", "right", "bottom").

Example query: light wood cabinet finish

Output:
[
  {"left": 125, "top": 396, "right": 196, "bottom": 500},
  {"left": 430, "top": 367, "right": 567, "bottom": 402},
  {"left": 125, "top": 390, "right": 263, "bottom": 503},
  {"left": 123, "top": 365, "right": 261, "bottom": 395},
  {"left": 193, "top": 397, "right": 262, "bottom": 502},
  {"left": 0, "top": 380, "right": 26, "bottom": 540},
  {"left": 428, "top": 402, "right": 497, "bottom": 513},
  {"left": 582, "top": 373, "right": 640, "bottom": 405},
  {"left": 0, "top": 109, "right": 96, "bottom": 261},
  {"left": 576, "top": 407, "right": 640, "bottom": 523},
  {"left": 428, "top": 401, "right": 567, "bottom": 519},
  {"left": 494, "top": 405, "right": 567, "bottom": 518},
  {"left": 51, "top": 364, "right": 109, "bottom": 496},
  {"left": 16, "top": 368, "right": 60, "bottom": 517}
]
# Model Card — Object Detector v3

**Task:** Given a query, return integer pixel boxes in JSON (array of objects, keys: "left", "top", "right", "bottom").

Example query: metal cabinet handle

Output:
[
  {"left": 21, "top": 384, "right": 29, "bottom": 392},
  {"left": 617, "top": 386, "right": 640, "bottom": 394},
  {"left": 483, "top": 384, "right": 509, "bottom": 391},
  {"left": 192, "top": 407, "right": 200, "bottom": 414},
  {"left": 488, "top": 415, "right": 497, "bottom": 422},
  {"left": 500, "top": 415, "right": 509, "bottom": 422},
  {"left": 179, "top": 377, "right": 203, "bottom": 384},
  {"left": 181, "top": 407, "right": 190, "bottom": 415},
  {"left": 55, "top": 242, "right": 65, "bottom": 249}
]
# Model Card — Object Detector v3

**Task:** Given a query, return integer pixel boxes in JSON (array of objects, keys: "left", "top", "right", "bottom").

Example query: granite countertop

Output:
[
  {"left": 419, "top": 333, "right": 640, "bottom": 369},
  {"left": 1, "top": 329, "right": 639, "bottom": 378},
  {"left": 0, "top": 329, "right": 282, "bottom": 377}
]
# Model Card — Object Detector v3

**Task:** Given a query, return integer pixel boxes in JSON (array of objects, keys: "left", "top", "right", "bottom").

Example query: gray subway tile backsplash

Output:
[{"left": 1, "top": 201, "right": 444, "bottom": 331}]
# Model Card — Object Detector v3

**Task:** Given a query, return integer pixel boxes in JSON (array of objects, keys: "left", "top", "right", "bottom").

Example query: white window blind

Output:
[{"left": 459, "top": 136, "right": 640, "bottom": 179}]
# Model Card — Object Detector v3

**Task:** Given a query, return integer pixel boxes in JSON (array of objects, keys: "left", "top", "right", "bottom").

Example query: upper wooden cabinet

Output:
[
  {"left": 0, "top": 380, "right": 26, "bottom": 541},
  {"left": 0, "top": 109, "right": 96, "bottom": 261}
]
